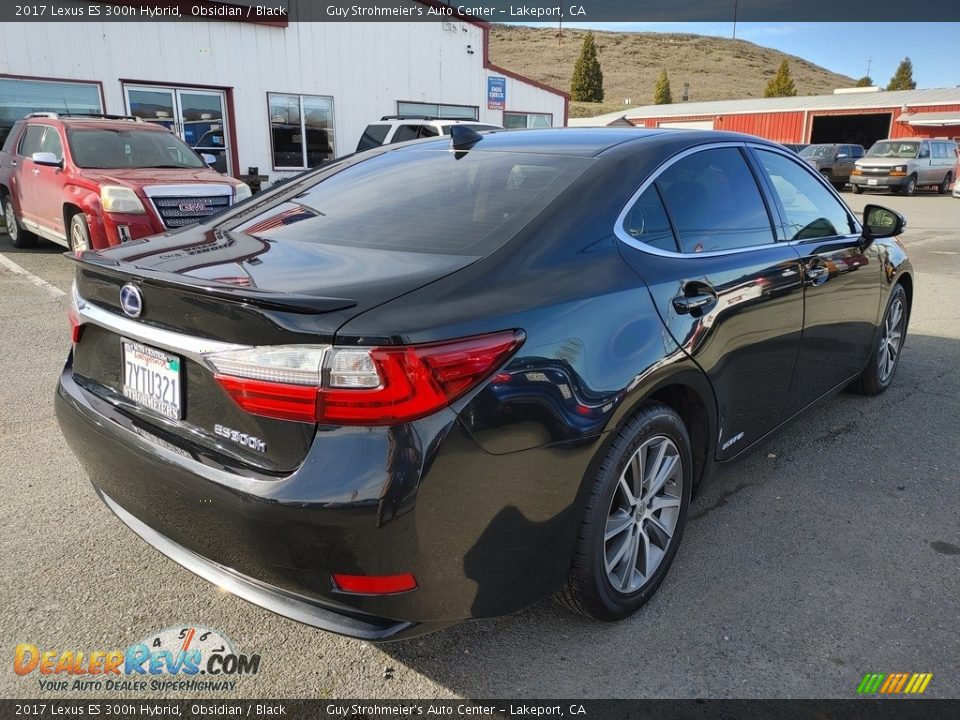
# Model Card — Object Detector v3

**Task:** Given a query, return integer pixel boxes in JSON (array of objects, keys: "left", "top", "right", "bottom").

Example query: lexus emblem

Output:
[{"left": 119, "top": 283, "right": 143, "bottom": 318}]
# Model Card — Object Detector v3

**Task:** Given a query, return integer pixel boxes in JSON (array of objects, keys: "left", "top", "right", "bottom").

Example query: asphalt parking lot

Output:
[{"left": 0, "top": 192, "right": 957, "bottom": 700}]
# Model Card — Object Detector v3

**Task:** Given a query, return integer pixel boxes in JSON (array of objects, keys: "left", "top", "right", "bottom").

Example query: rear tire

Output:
[
  {"left": 939, "top": 173, "right": 952, "bottom": 195},
  {"left": 3, "top": 195, "right": 37, "bottom": 249},
  {"left": 557, "top": 402, "right": 692, "bottom": 621},
  {"left": 68, "top": 212, "right": 91, "bottom": 252},
  {"left": 850, "top": 284, "right": 909, "bottom": 396}
]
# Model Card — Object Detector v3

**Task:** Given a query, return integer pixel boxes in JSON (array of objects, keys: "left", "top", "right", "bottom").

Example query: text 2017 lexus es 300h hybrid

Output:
[{"left": 57, "top": 128, "right": 912, "bottom": 640}]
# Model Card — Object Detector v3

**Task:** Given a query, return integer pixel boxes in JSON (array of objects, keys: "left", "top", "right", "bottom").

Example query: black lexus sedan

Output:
[{"left": 56, "top": 127, "right": 912, "bottom": 640}]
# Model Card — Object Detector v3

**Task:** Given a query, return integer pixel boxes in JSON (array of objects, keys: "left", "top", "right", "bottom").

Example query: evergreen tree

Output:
[
  {"left": 570, "top": 32, "right": 604, "bottom": 102},
  {"left": 887, "top": 58, "right": 917, "bottom": 91},
  {"left": 653, "top": 69, "right": 673, "bottom": 104},
  {"left": 764, "top": 60, "right": 798, "bottom": 98},
  {"left": 855, "top": 76, "right": 874, "bottom": 87}
]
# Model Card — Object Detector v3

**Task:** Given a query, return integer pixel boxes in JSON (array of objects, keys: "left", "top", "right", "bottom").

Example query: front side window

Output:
[
  {"left": 38, "top": 127, "right": 63, "bottom": 159},
  {"left": 234, "top": 149, "right": 589, "bottom": 256},
  {"left": 755, "top": 149, "right": 854, "bottom": 241},
  {"left": 654, "top": 147, "right": 775, "bottom": 253},
  {"left": 18, "top": 125, "right": 45, "bottom": 157},
  {"left": 67, "top": 128, "right": 204, "bottom": 169},
  {"left": 268, "top": 93, "right": 335, "bottom": 170}
]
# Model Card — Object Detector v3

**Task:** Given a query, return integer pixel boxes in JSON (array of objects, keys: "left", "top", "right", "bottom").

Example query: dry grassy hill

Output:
[{"left": 490, "top": 26, "right": 856, "bottom": 118}]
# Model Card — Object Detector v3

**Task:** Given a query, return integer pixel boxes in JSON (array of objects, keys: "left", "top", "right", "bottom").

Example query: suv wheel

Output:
[
  {"left": 900, "top": 175, "right": 917, "bottom": 196},
  {"left": 3, "top": 195, "right": 37, "bottom": 249},
  {"left": 69, "top": 213, "right": 91, "bottom": 252},
  {"left": 938, "top": 173, "right": 953, "bottom": 195},
  {"left": 851, "top": 184, "right": 862, "bottom": 195},
  {"left": 558, "top": 402, "right": 692, "bottom": 621}
]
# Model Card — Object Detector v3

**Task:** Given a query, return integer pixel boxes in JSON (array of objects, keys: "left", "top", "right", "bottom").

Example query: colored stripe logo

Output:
[{"left": 857, "top": 673, "right": 933, "bottom": 694}]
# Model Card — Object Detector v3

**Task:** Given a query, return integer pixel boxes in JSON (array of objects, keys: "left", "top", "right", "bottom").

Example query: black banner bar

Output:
[
  {"left": 3, "top": 700, "right": 960, "bottom": 720},
  {"left": 0, "top": 0, "right": 958, "bottom": 23}
]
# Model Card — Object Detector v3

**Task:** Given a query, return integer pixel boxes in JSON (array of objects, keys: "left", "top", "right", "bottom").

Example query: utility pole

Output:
[
  {"left": 732, "top": 0, "right": 738, "bottom": 40},
  {"left": 866, "top": 56, "right": 873, "bottom": 78}
]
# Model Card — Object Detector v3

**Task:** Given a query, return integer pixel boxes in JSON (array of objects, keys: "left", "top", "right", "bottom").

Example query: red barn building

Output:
[{"left": 571, "top": 88, "right": 960, "bottom": 148}]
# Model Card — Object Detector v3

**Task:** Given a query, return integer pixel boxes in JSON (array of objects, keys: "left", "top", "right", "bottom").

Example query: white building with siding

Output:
[{"left": 0, "top": 5, "right": 567, "bottom": 187}]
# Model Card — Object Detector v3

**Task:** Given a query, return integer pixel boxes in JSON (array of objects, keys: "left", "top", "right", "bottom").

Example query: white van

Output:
[{"left": 851, "top": 138, "right": 958, "bottom": 196}]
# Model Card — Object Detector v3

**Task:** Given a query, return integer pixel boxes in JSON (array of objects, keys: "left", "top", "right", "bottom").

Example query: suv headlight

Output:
[
  {"left": 893, "top": 165, "right": 907, "bottom": 173},
  {"left": 234, "top": 182, "right": 252, "bottom": 202},
  {"left": 100, "top": 186, "right": 145, "bottom": 214}
]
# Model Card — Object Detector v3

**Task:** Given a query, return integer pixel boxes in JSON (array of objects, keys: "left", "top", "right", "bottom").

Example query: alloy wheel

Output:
[
  {"left": 70, "top": 218, "right": 89, "bottom": 252},
  {"left": 878, "top": 296, "right": 904, "bottom": 383},
  {"left": 4, "top": 201, "right": 18, "bottom": 243},
  {"left": 604, "top": 435, "right": 683, "bottom": 594}
]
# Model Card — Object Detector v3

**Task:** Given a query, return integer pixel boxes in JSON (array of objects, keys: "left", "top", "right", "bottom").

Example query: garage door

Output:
[{"left": 657, "top": 120, "right": 714, "bottom": 130}]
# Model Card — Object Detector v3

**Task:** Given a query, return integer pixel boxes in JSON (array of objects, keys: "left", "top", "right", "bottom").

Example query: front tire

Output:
[
  {"left": 558, "top": 402, "right": 692, "bottom": 621},
  {"left": 851, "top": 184, "right": 862, "bottom": 195},
  {"left": 901, "top": 175, "right": 917, "bottom": 197},
  {"left": 3, "top": 195, "right": 37, "bottom": 248},
  {"left": 68, "top": 212, "right": 91, "bottom": 252},
  {"left": 850, "top": 284, "right": 909, "bottom": 396}
]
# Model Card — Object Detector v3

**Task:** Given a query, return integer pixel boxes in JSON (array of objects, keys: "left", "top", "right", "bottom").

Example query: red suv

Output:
[{"left": 1, "top": 113, "right": 250, "bottom": 251}]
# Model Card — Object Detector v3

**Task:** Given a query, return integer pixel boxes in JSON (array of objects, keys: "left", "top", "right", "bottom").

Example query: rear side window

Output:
[
  {"left": 357, "top": 124, "right": 390, "bottom": 151},
  {"left": 392, "top": 125, "right": 439, "bottom": 143},
  {"left": 235, "top": 149, "right": 590, "bottom": 255},
  {"left": 755, "top": 149, "right": 854, "bottom": 240},
  {"left": 852, "top": 146, "right": 864, "bottom": 158},
  {"left": 654, "top": 147, "right": 775, "bottom": 253},
  {"left": 621, "top": 185, "right": 678, "bottom": 252},
  {"left": 18, "top": 125, "right": 45, "bottom": 157}
]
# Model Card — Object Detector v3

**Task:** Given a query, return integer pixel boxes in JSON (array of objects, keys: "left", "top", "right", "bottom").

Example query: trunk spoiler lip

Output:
[{"left": 67, "top": 251, "right": 357, "bottom": 315}]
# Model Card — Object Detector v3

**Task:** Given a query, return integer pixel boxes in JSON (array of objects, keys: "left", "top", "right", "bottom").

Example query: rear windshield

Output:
[
  {"left": 67, "top": 128, "right": 205, "bottom": 169},
  {"left": 865, "top": 141, "right": 919, "bottom": 159},
  {"left": 235, "top": 147, "right": 589, "bottom": 255}
]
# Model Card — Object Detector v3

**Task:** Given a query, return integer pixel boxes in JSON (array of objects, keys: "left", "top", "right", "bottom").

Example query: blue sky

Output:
[{"left": 513, "top": 23, "right": 960, "bottom": 89}]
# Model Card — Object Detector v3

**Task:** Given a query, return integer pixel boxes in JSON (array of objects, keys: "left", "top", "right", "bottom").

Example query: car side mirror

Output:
[
  {"left": 861, "top": 204, "right": 906, "bottom": 248},
  {"left": 31, "top": 151, "right": 62, "bottom": 168},
  {"left": 201, "top": 153, "right": 217, "bottom": 166}
]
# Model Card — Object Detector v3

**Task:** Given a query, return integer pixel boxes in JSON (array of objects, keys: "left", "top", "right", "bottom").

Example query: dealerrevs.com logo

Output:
[{"left": 13, "top": 625, "right": 260, "bottom": 693}]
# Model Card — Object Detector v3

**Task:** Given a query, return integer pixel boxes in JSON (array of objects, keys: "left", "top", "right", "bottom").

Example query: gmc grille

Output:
[{"left": 152, "top": 195, "right": 232, "bottom": 228}]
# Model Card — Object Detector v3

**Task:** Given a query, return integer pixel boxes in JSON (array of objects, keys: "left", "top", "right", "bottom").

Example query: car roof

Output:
[
  {"left": 23, "top": 116, "right": 169, "bottom": 132},
  {"left": 400, "top": 127, "right": 779, "bottom": 158}
]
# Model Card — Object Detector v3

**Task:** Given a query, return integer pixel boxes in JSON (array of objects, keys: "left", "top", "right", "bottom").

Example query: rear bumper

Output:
[{"left": 56, "top": 358, "right": 597, "bottom": 639}]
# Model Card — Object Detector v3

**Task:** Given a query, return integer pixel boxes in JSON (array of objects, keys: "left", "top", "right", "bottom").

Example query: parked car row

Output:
[
  {"left": 785, "top": 137, "right": 958, "bottom": 196},
  {"left": 0, "top": 113, "right": 250, "bottom": 251}
]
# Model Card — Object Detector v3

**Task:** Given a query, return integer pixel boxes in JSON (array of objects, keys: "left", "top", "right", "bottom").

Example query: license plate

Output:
[
  {"left": 122, "top": 340, "right": 182, "bottom": 420},
  {"left": 868, "top": 178, "right": 878, "bottom": 186}
]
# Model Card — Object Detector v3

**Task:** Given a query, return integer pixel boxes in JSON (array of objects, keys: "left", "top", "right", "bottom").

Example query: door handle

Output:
[{"left": 672, "top": 292, "right": 715, "bottom": 314}]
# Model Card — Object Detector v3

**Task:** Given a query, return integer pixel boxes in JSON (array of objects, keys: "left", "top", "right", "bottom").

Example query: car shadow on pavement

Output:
[
  {"left": 0, "top": 231, "right": 65, "bottom": 255},
  {"left": 377, "top": 332, "right": 960, "bottom": 698}
]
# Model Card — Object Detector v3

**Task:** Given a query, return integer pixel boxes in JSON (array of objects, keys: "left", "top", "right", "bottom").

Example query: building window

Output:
[
  {"left": 503, "top": 112, "right": 553, "bottom": 129},
  {"left": 0, "top": 76, "right": 102, "bottom": 147},
  {"left": 396, "top": 101, "right": 478, "bottom": 120},
  {"left": 268, "top": 93, "right": 335, "bottom": 170}
]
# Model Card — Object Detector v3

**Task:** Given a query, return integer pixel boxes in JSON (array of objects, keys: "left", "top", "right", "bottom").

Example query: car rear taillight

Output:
[
  {"left": 68, "top": 283, "right": 83, "bottom": 344},
  {"left": 206, "top": 330, "right": 524, "bottom": 425}
]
